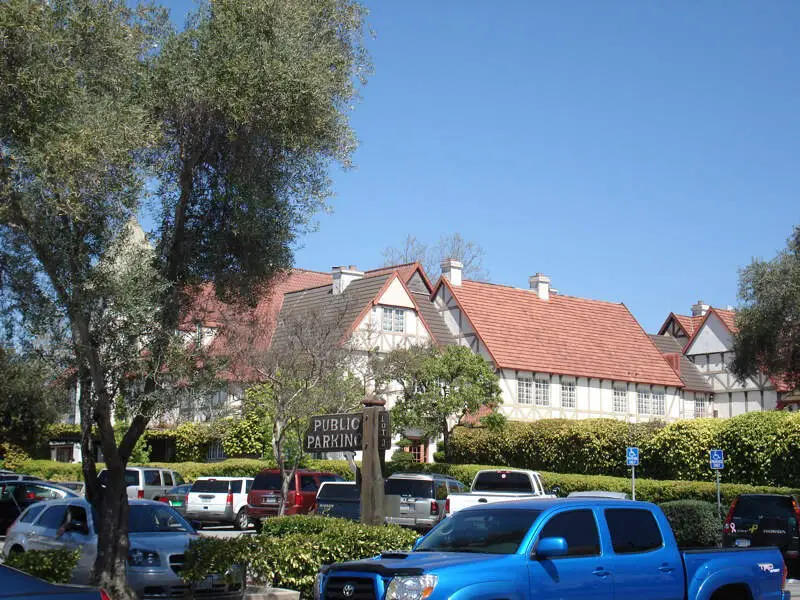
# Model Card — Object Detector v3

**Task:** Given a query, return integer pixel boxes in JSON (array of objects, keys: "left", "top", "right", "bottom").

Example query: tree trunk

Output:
[
  {"left": 442, "top": 418, "right": 450, "bottom": 461},
  {"left": 93, "top": 467, "right": 134, "bottom": 600}
]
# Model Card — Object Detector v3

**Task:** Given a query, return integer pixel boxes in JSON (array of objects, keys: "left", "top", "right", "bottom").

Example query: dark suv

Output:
[
  {"left": 723, "top": 494, "right": 800, "bottom": 565},
  {"left": 246, "top": 469, "right": 344, "bottom": 525}
]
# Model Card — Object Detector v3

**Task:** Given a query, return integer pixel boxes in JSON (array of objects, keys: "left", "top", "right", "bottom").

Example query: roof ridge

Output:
[
  {"left": 461, "top": 279, "right": 625, "bottom": 307},
  {"left": 364, "top": 261, "right": 419, "bottom": 273}
]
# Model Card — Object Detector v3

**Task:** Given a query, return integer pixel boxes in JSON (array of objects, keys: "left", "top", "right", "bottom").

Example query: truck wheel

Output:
[{"left": 234, "top": 508, "right": 250, "bottom": 531}]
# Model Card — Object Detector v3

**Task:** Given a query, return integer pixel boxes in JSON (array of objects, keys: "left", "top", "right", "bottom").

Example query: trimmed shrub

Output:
[
  {"left": 716, "top": 412, "right": 790, "bottom": 486},
  {"left": 4, "top": 549, "right": 79, "bottom": 584},
  {"left": 659, "top": 500, "right": 721, "bottom": 548},
  {"left": 0, "top": 443, "right": 32, "bottom": 471},
  {"left": 770, "top": 412, "right": 800, "bottom": 486},
  {"left": 641, "top": 419, "right": 724, "bottom": 481},
  {"left": 432, "top": 451, "right": 446, "bottom": 463},
  {"left": 183, "top": 516, "right": 418, "bottom": 597},
  {"left": 390, "top": 450, "right": 415, "bottom": 467}
]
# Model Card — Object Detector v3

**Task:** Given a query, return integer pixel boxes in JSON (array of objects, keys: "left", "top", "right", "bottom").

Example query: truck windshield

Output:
[
  {"left": 472, "top": 472, "right": 533, "bottom": 493},
  {"left": 416, "top": 509, "right": 541, "bottom": 554}
]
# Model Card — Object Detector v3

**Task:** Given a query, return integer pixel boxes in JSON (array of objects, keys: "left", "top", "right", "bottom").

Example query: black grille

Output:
[
  {"left": 325, "top": 577, "right": 376, "bottom": 600},
  {"left": 168, "top": 553, "right": 185, "bottom": 575}
]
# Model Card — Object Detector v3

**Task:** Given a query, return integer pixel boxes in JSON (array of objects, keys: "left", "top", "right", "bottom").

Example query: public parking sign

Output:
[
  {"left": 626, "top": 447, "right": 639, "bottom": 466},
  {"left": 710, "top": 449, "right": 724, "bottom": 470},
  {"left": 304, "top": 412, "right": 392, "bottom": 453}
]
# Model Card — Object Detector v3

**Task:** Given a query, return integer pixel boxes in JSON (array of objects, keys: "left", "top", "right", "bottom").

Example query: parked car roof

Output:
[
  {"left": 387, "top": 472, "right": 458, "bottom": 481},
  {"left": 193, "top": 476, "right": 253, "bottom": 481},
  {"left": 567, "top": 491, "right": 629, "bottom": 500}
]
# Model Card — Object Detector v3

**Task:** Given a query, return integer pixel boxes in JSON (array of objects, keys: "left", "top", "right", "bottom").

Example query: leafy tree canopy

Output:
[
  {"left": 378, "top": 345, "right": 502, "bottom": 456},
  {"left": 732, "top": 226, "right": 800, "bottom": 391}
]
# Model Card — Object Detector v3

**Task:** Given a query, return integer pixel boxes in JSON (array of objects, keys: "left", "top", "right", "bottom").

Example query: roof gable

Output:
[
  {"left": 376, "top": 277, "right": 416, "bottom": 309},
  {"left": 684, "top": 310, "right": 734, "bottom": 355},
  {"left": 442, "top": 280, "right": 684, "bottom": 387},
  {"left": 364, "top": 262, "right": 433, "bottom": 292},
  {"left": 648, "top": 334, "right": 713, "bottom": 393}
]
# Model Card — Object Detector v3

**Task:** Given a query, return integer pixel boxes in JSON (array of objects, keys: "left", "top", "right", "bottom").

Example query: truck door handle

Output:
[
  {"left": 658, "top": 564, "right": 675, "bottom": 573},
  {"left": 478, "top": 498, "right": 488, "bottom": 503},
  {"left": 592, "top": 568, "right": 609, "bottom": 578}
]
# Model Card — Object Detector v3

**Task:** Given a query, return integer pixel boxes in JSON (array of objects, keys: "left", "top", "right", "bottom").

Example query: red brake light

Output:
[
  {"left": 294, "top": 492, "right": 303, "bottom": 507},
  {"left": 137, "top": 489, "right": 144, "bottom": 499},
  {"left": 184, "top": 494, "right": 189, "bottom": 505},
  {"left": 226, "top": 491, "right": 233, "bottom": 505},
  {"left": 723, "top": 498, "right": 738, "bottom": 533},
  {"left": 100, "top": 589, "right": 112, "bottom": 600},
  {"left": 430, "top": 500, "right": 439, "bottom": 516},
  {"left": 25, "top": 492, "right": 36, "bottom": 501},
  {"left": 445, "top": 498, "right": 450, "bottom": 515}
]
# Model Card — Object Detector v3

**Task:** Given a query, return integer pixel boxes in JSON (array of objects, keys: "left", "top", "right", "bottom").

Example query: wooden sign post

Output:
[
  {"left": 360, "top": 395, "right": 386, "bottom": 525},
  {"left": 304, "top": 394, "right": 389, "bottom": 526}
]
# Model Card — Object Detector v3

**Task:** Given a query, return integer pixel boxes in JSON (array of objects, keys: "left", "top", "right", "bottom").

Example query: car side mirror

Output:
[
  {"left": 535, "top": 537, "right": 568, "bottom": 559},
  {"left": 549, "top": 485, "right": 562, "bottom": 497}
]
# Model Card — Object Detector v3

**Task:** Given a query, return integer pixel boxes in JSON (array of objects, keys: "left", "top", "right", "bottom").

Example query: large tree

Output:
[
  {"left": 382, "top": 232, "right": 490, "bottom": 281},
  {"left": 731, "top": 226, "right": 800, "bottom": 391},
  {"left": 377, "top": 345, "right": 502, "bottom": 457},
  {"left": 0, "top": 0, "right": 368, "bottom": 596}
]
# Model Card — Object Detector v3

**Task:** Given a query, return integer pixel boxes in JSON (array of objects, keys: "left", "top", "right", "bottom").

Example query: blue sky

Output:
[{"left": 158, "top": 0, "right": 799, "bottom": 332}]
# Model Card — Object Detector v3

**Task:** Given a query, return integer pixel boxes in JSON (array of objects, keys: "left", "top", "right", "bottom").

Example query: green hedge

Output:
[
  {"left": 4, "top": 549, "right": 79, "bottom": 584},
  {"left": 183, "top": 516, "right": 418, "bottom": 597},
  {"left": 659, "top": 500, "right": 721, "bottom": 548},
  {"left": 450, "top": 412, "right": 800, "bottom": 487}
]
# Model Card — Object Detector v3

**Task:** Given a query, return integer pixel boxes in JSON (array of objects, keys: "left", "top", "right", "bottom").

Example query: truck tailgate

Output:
[{"left": 682, "top": 547, "right": 786, "bottom": 600}]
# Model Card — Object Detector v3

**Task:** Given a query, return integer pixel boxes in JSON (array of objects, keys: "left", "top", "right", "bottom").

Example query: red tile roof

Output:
[
  {"left": 671, "top": 314, "right": 705, "bottom": 337},
  {"left": 711, "top": 308, "right": 738, "bottom": 333},
  {"left": 443, "top": 280, "right": 684, "bottom": 387}
]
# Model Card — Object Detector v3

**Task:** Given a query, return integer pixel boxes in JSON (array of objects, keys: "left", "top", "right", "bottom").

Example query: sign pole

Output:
[
  {"left": 716, "top": 470, "right": 721, "bottom": 522},
  {"left": 360, "top": 396, "right": 386, "bottom": 526},
  {"left": 626, "top": 446, "right": 639, "bottom": 501},
  {"left": 631, "top": 465, "right": 636, "bottom": 501}
]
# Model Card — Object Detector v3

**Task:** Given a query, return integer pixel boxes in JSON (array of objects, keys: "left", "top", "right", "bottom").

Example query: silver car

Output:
[{"left": 3, "top": 498, "right": 244, "bottom": 600}]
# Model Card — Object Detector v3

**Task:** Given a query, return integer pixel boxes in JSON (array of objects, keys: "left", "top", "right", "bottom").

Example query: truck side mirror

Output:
[
  {"left": 535, "top": 537, "right": 568, "bottom": 559},
  {"left": 412, "top": 536, "right": 425, "bottom": 550}
]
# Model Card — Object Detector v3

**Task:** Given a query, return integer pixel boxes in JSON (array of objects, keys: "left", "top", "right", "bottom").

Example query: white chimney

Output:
[
  {"left": 529, "top": 273, "right": 551, "bottom": 301},
  {"left": 441, "top": 258, "right": 463, "bottom": 286},
  {"left": 332, "top": 265, "right": 363, "bottom": 295},
  {"left": 691, "top": 300, "right": 710, "bottom": 317}
]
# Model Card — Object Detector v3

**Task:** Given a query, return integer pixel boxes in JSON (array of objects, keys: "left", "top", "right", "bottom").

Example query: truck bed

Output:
[{"left": 682, "top": 546, "right": 787, "bottom": 600}]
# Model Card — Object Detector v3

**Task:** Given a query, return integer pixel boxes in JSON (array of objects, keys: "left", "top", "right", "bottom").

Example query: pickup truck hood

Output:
[{"left": 329, "top": 551, "right": 513, "bottom": 576}]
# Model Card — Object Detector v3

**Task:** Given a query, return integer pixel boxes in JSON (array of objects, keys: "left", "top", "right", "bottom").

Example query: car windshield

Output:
[
  {"left": 472, "top": 472, "right": 533, "bottom": 493},
  {"left": 416, "top": 509, "right": 541, "bottom": 554},
  {"left": 128, "top": 505, "right": 193, "bottom": 533},
  {"left": 385, "top": 479, "right": 434, "bottom": 498}
]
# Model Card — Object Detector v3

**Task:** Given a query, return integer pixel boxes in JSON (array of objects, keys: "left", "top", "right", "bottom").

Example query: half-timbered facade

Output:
[{"left": 657, "top": 303, "right": 792, "bottom": 417}]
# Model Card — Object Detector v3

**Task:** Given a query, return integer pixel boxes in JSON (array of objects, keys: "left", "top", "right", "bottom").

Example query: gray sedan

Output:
[{"left": 3, "top": 499, "right": 244, "bottom": 600}]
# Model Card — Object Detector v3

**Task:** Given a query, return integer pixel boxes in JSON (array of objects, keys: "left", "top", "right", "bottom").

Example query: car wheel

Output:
[{"left": 234, "top": 508, "right": 250, "bottom": 531}]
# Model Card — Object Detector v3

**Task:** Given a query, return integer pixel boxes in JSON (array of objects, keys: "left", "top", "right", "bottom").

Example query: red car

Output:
[{"left": 246, "top": 469, "right": 344, "bottom": 525}]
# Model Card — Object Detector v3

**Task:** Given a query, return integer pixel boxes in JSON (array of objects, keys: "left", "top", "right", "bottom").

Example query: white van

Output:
[{"left": 185, "top": 476, "right": 254, "bottom": 530}]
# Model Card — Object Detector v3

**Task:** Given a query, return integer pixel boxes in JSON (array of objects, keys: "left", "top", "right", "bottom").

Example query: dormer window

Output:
[{"left": 381, "top": 307, "right": 405, "bottom": 333}]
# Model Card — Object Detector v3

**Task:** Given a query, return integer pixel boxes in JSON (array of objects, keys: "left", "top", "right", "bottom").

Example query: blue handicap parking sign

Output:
[
  {"left": 710, "top": 449, "right": 724, "bottom": 470},
  {"left": 626, "top": 446, "right": 639, "bottom": 466}
]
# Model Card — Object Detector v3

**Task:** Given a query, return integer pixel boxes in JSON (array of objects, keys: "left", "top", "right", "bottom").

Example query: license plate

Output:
[
  {"left": 196, "top": 576, "right": 215, "bottom": 590},
  {"left": 262, "top": 495, "right": 277, "bottom": 505},
  {"left": 735, "top": 538, "right": 751, "bottom": 548},
  {"left": 170, "top": 501, "right": 182, "bottom": 507},
  {"left": 203, "top": 506, "right": 209, "bottom": 510}
]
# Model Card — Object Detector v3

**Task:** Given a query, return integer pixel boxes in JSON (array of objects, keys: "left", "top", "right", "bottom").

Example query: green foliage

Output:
[
  {"left": 172, "top": 422, "right": 214, "bottom": 463},
  {"left": 770, "top": 412, "right": 800, "bottom": 486},
  {"left": 114, "top": 423, "right": 150, "bottom": 464},
  {"left": 0, "top": 348, "right": 67, "bottom": 451},
  {"left": 716, "top": 412, "right": 787, "bottom": 486},
  {"left": 732, "top": 226, "right": 800, "bottom": 390},
  {"left": 390, "top": 450, "right": 415, "bottom": 467},
  {"left": 642, "top": 419, "right": 725, "bottom": 481},
  {"left": 432, "top": 451, "right": 447, "bottom": 463},
  {"left": 0, "top": 443, "right": 31, "bottom": 471},
  {"left": 659, "top": 500, "right": 722, "bottom": 548},
  {"left": 183, "top": 516, "right": 417, "bottom": 597},
  {"left": 221, "top": 416, "right": 268, "bottom": 458},
  {"left": 4, "top": 549, "right": 80, "bottom": 584},
  {"left": 381, "top": 345, "right": 502, "bottom": 453}
]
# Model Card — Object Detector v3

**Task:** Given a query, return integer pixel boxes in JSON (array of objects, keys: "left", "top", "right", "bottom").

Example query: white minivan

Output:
[{"left": 185, "top": 476, "right": 254, "bottom": 530}]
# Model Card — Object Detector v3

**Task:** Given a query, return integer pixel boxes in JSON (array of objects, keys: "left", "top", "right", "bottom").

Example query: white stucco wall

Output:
[{"left": 377, "top": 278, "right": 416, "bottom": 309}]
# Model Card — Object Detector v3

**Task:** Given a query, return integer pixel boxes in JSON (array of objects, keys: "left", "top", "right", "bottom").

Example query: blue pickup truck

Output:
[{"left": 315, "top": 498, "right": 789, "bottom": 600}]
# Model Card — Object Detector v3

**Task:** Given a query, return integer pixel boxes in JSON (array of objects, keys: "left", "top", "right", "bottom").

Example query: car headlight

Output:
[
  {"left": 127, "top": 549, "right": 161, "bottom": 567},
  {"left": 386, "top": 575, "right": 438, "bottom": 600}
]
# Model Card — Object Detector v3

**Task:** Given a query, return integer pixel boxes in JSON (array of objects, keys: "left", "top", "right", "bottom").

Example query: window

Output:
[
  {"left": 518, "top": 379, "right": 533, "bottom": 404},
  {"left": 206, "top": 440, "right": 225, "bottom": 461},
  {"left": 144, "top": 470, "right": 161, "bottom": 486},
  {"left": 174, "top": 472, "right": 185, "bottom": 485},
  {"left": 38, "top": 505, "right": 69, "bottom": 531},
  {"left": 191, "top": 479, "right": 229, "bottom": 493},
  {"left": 409, "top": 440, "right": 427, "bottom": 463},
  {"left": 694, "top": 395, "right": 708, "bottom": 418},
  {"left": 613, "top": 388, "right": 627, "bottom": 413},
  {"left": 472, "top": 471, "right": 534, "bottom": 493},
  {"left": 163, "top": 472, "right": 174, "bottom": 487},
  {"left": 534, "top": 379, "right": 550, "bottom": 407},
  {"left": 605, "top": 509, "right": 663, "bottom": 553},
  {"left": 637, "top": 391, "right": 651, "bottom": 415},
  {"left": 417, "top": 508, "right": 542, "bottom": 555},
  {"left": 19, "top": 504, "right": 47, "bottom": 524},
  {"left": 230, "top": 480, "right": 242, "bottom": 494},
  {"left": 560, "top": 382, "right": 576, "bottom": 409},
  {"left": 55, "top": 446, "right": 73, "bottom": 463},
  {"left": 435, "top": 482, "right": 449, "bottom": 500},
  {"left": 652, "top": 392, "right": 665, "bottom": 416},
  {"left": 381, "top": 308, "right": 405, "bottom": 333},
  {"left": 300, "top": 475, "right": 319, "bottom": 492},
  {"left": 537, "top": 510, "right": 600, "bottom": 557}
]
